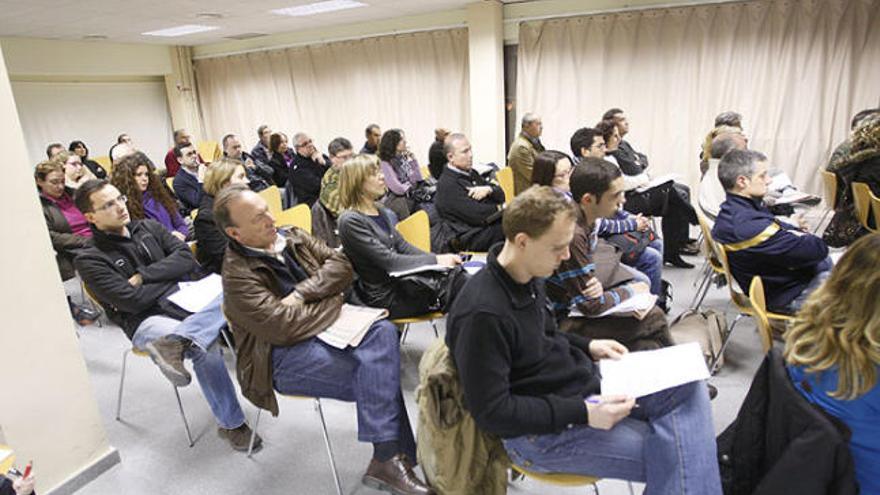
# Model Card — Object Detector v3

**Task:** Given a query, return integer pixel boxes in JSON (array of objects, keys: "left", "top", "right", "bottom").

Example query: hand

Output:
[
  {"left": 629, "top": 282, "right": 650, "bottom": 295},
  {"left": 172, "top": 231, "right": 187, "bottom": 242},
  {"left": 13, "top": 474, "right": 36, "bottom": 495},
  {"left": 586, "top": 395, "right": 636, "bottom": 430},
  {"left": 795, "top": 213, "right": 809, "bottom": 232},
  {"left": 128, "top": 273, "right": 143, "bottom": 287},
  {"left": 634, "top": 214, "right": 650, "bottom": 232},
  {"left": 244, "top": 157, "right": 256, "bottom": 169},
  {"left": 584, "top": 277, "right": 603, "bottom": 299},
  {"left": 312, "top": 152, "right": 326, "bottom": 166},
  {"left": 589, "top": 339, "right": 628, "bottom": 360},
  {"left": 467, "top": 186, "right": 492, "bottom": 201},
  {"left": 436, "top": 254, "right": 462, "bottom": 267},
  {"left": 281, "top": 291, "right": 304, "bottom": 307}
]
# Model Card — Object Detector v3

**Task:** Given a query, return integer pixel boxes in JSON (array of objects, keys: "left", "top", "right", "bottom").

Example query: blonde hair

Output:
[
  {"left": 203, "top": 157, "right": 244, "bottom": 196},
  {"left": 338, "top": 154, "right": 381, "bottom": 210},
  {"left": 784, "top": 233, "right": 880, "bottom": 399}
]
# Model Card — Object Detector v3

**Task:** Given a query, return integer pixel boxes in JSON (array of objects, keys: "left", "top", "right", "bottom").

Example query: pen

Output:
[
  {"left": 22, "top": 461, "right": 32, "bottom": 479},
  {"left": 586, "top": 396, "right": 639, "bottom": 408}
]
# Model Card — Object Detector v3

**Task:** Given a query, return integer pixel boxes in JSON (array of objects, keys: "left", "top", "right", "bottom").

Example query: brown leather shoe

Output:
[
  {"left": 362, "top": 454, "right": 435, "bottom": 495},
  {"left": 143, "top": 336, "right": 191, "bottom": 387}
]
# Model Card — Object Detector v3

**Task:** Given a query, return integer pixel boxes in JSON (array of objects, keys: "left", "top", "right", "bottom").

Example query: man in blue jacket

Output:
[{"left": 712, "top": 149, "right": 831, "bottom": 313}]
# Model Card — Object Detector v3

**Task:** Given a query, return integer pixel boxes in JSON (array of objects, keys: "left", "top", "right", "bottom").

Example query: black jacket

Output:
[
  {"left": 172, "top": 168, "right": 203, "bottom": 214},
  {"left": 193, "top": 194, "right": 228, "bottom": 274},
  {"left": 269, "top": 152, "right": 290, "bottom": 188},
  {"left": 338, "top": 207, "right": 436, "bottom": 306},
  {"left": 435, "top": 166, "right": 505, "bottom": 227},
  {"left": 290, "top": 153, "right": 330, "bottom": 207},
  {"left": 40, "top": 189, "right": 91, "bottom": 280},
  {"left": 74, "top": 219, "right": 198, "bottom": 339},
  {"left": 427, "top": 139, "right": 447, "bottom": 180},
  {"left": 717, "top": 349, "right": 858, "bottom": 495},
  {"left": 611, "top": 140, "right": 649, "bottom": 176},
  {"left": 83, "top": 157, "right": 108, "bottom": 179},
  {"left": 446, "top": 246, "right": 598, "bottom": 439}
]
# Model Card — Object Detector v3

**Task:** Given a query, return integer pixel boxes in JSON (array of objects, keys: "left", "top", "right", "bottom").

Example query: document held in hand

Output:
[
  {"left": 317, "top": 304, "right": 390, "bottom": 349},
  {"left": 600, "top": 342, "right": 710, "bottom": 398}
]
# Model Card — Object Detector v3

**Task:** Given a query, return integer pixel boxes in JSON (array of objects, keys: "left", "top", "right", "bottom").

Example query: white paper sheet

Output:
[
  {"left": 568, "top": 292, "right": 657, "bottom": 318},
  {"left": 636, "top": 173, "right": 680, "bottom": 192},
  {"left": 389, "top": 264, "right": 451, "bottom": 278},
  {"left": 168, "top": 274, "right": 223, "bottom": 313},
  {"left": 600, "top": 342, "right": 710, "bottom": 398},
  {"left": 317, "top": 304, "right": 389, "bottom": 349}
]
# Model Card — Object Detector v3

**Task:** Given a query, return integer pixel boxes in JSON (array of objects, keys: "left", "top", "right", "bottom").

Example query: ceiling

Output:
[{"left": 0, "top": 0, "right": 528, "bottom": 46}]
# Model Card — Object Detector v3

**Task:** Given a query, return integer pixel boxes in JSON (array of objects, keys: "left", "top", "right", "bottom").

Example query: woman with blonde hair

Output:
[
  {"left": 111, "top": 151, "right": 188, "bottom": 241},
  {"left": 337, "top": 154, "right": 460, "bottom": 318},
  {"left": 194, "top": 158, "right": 249, "bottom": 273},
  {"left": 55, "top": 150, "right": 96, "bottom": 190},
  {"left": 785, "top": 232, "right": 880, "bottom": 493}
]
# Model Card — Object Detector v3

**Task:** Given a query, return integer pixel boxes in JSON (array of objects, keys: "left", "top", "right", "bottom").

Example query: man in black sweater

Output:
[
  {"left": 434, "top": 133, "right": 505, "bottom": 251},
  {"left": 73, "top": 179, "right": 258, "bottom": 452},
  {"left": 446, "top": 186, "right": 721, "bottom": 493},
  {"left": 289, "top": 132, "right": 330, "bottom": 207}
]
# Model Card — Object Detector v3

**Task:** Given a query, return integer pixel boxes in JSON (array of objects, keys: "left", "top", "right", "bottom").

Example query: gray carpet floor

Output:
[{"left": 70, "top": 248, "right": 767, "bottom": 495}]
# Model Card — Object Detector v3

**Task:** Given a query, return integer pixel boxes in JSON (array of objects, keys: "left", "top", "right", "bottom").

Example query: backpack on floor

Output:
[{"left": 670, "top": 309, "right": 727, "bottom": 369}]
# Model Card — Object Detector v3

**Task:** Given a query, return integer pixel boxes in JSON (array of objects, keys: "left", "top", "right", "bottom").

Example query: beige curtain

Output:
[
  {"left": 194, "top": 29, "right": 470, "bottom": 163},
  {"left": 516, "top": 0, "right": 880, "bottom": 193}
]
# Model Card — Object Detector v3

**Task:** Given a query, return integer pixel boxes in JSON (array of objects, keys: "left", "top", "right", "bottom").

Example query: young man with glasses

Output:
[
  {"left": 73, "top": 179, "right": 259, "bottom": 452},
  {"left": 172, "top": 143, "right": 205, "bottom": 215}
]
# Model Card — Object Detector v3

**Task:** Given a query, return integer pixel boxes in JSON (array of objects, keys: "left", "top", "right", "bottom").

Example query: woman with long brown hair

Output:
[
  {"left": 111, "top": 151, "right": 189, "bottom": 241},
  {"left": 785, "top": 233, "right": 880, "bottom": 493}
]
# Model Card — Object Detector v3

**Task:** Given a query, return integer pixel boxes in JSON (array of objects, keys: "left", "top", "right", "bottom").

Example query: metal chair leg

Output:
[
  {"left": 400, "top": 323, "right": 410, "bottom": 345},
  {"left": 710, "top": 313, "right": 746, "bottom": 374},
  {"left": 315, "top": 399, "right": 344, "bottom": 495},
  {"left": 627, "top": 481, "right": 636, "bottom": 494},
  {"left": 115, "top": 349, "right": 130, "bottom": 420},
  {"left": 431, "top": 320, "right": 439, "bottom": 338},
  {"left": 247, "top": 407, "right": 263, "bottom": 458},
  {"left": 220, "top": 327, "right": 237, "bottom": 362},
  {"left": 689, "top": 267, "right": 712, "bottom": 309},
  {"left": 172, "top": 385, "right": 195, "bottom": 447},
  {"left": 591, "top": 482, "right": 600, "bottom": 494}
]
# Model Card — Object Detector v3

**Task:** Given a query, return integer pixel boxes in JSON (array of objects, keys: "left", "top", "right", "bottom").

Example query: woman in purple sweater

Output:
[
  {"left": 111, "top": 152, "right": 189, "bottom": 241},
  {"left": 377, "top": 128, "right": 427, "bottom": 220}
]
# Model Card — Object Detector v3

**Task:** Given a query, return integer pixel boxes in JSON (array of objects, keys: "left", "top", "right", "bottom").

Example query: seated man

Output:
[
  {"left": 223, "top": 133, "right": 272, "bottom": 192},
  {"left": 712, "top": 149, "right": 832, "bottom": 313},
  {"left": 72, "top": 179, "right": 257, "bottom": 451},
  {"left": 699, "top": 111, "right": 744, "bottom": 176},
  {"left": 435, "top": 133, "right": 505, "bottom": 252},
  {"left": 546, "top": 159, "right": 672, "bottom": 350},
  {"left": 312, "top": 137, "right": 353, "bottom": 249},
  {"left": 214, "top": 184, "right": 433, "bottom": 495},
  {"left": 698, "top": 131, "right": 748, "bottom": 220},
  {"left": 446, "top": 186, "right": 721, "bottom": 493},
  {"left": 290, "top": 132, "right": 330, "bottom": 207},
  {"left": 171, "top": 142, "right": 205, "bottom": 215},
  {"left": 164, "top": 128, "right": 203, "bottom": 177},
  {"left": 602, "top": 108, "right": 699, "bottom": 268},
  {"left": 570, "top": 128, "right": 665, "bottom": 302}
]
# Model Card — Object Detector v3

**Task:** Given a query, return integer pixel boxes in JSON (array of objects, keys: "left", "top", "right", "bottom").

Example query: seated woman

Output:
[
  {"left": 268, "top": 132, "right": 295, "bottom": 205},
  {"left": 193, "top": 158, "right": 250, "bottom": 274},
  {"left": 337, "top": 154, "right": 460, "bottom": 319},
  {"left": 785, "top": 233, "right": 880, "bottom": 494},
  {"left": 377, "top": 129, "right": 429, "bottom": 220},
  {"left": 597, "top": 120, "right": 698, "bottom": 268},
  {"left": 111, "top": 152, "right": 189, "bottom": 241},
  {"left": 532, "top": 150, "right": 666, "bottom": 301},
  {"left": 69, "top": 140, "right": 107, "bottom": 179},
  {"left": 55, "top": 150, "right": 96, "bottom": 190},
  {"left": 35, "top": 160, "right": 99, "bottom": 325}
]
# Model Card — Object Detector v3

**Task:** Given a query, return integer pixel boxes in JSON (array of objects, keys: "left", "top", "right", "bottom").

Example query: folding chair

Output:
[
  {"left": 814, "top": 170, "right": 838, "bottom": 233},
  {"left": 690, "top": 211, "right": 726, "bottom": 310},
  {"left": 748, "top": 276, "right": 781, "bottom": 354},
  {"left": 852, "top": 182, "right": 879, "bottom": 233},
  {"left": 275, "top": 203, "right": 312, "bottom": 232},
  {"left": 496, "top": 167, "right": 514, "bottom": 205},
  {"left": 713, "top": 247, "right": 794, "bottom": 373},
  {"left": 247, "top": 396, "right": 343, "bottom": 495},
  {"left": 257, "top": 186, "right": 284, "bottom": 218},
  {"left": 512, "top": 464, "right": 635, "bottom": 495},
  {"left": 393, "top": 210, "right": 443, "bottom": 343},
  {"left": 196, "top": 140, "right": 222, "bottom": 164}
]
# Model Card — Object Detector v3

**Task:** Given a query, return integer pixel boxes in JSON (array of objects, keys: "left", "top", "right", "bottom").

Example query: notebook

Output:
[{"left": 317, "top": 304, "right": 390, "bottom": 349}]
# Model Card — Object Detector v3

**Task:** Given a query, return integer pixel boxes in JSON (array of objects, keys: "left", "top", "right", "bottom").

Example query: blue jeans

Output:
[
  {"left": 779, "top": 257, "right": 833, "bottom": 314},
  {"left": 131, "top": 295, "right": 246, "bottom": 430},
  {"left": 271, "top": 320, "right": 416, "bottom": 459},
  {"left": 503, "top": 380, "right": 721, "bottom": 495},
  {"left": 636, "top": 240, "right": 664, "bottom": 296}
]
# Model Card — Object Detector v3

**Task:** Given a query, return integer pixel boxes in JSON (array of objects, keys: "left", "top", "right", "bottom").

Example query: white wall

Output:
[
  {"left": 1, "top": 38, "right": 175, "bottom": 166},
  {"left": 0, "top": 43, "right": 117, "bottom": 495}
]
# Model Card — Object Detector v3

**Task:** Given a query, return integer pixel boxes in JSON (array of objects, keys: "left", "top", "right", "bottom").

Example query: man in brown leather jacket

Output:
[{"left": 215, "top": 184, "right": 433, "bottom": 495}]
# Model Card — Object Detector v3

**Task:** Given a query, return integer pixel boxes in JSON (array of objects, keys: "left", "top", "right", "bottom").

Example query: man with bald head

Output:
[{"left": 436, "top": 133, "right": 506, "bottom": 251}]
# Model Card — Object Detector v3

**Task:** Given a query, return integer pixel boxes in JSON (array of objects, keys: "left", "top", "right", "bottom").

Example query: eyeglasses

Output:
[
  {"left": 94, "top": 195, "right": 127, "bottom": 213},
  {"left": 297, "top": 139, "right": 313, "bottom": 148}
]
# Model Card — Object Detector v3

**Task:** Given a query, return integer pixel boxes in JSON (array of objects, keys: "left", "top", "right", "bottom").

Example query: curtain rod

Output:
[
  {"left": 192, "top": 23, "right": 466, "bottom": 60},
  {"left": 504, "top": 0, "right": 750, "bottom": 25}
]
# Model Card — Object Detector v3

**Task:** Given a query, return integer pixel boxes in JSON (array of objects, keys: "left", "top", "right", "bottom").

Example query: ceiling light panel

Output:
[
  {"left": 142, "top": 24, "right": 219, "bottom": 37},
  {"left": 271, "top": 0, "right": 367, "bottom": 17}
]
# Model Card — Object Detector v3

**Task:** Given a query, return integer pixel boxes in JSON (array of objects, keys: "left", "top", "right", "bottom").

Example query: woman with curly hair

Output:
[
  {"left": 111, "top": 151, "right": 188, "bottom": 241},
  {"left": 785, "top": 233, "right": 880, "bottom": 493},
  {"left": 377, "top": 128, "right": 428, "bottom": 220}
]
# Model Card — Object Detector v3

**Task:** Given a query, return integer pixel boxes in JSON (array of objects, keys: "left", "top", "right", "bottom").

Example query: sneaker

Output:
[
  {"left": 72, "top": 305, "right": 102, "bottom": 326},
  {"left": 143, "top": 336, "right": 191, "bottom": 387},
  {"left": 219, "top": 423, "right": 262, "bottom": 452}
]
